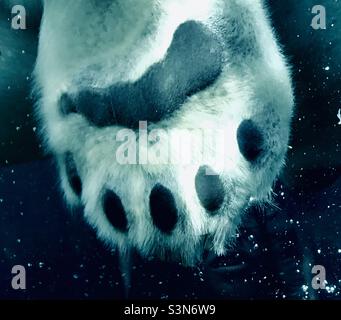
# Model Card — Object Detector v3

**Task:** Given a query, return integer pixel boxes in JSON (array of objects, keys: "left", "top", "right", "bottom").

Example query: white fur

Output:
[{"left": 34, "top": 0, "right": 294, "bottom": 265}]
